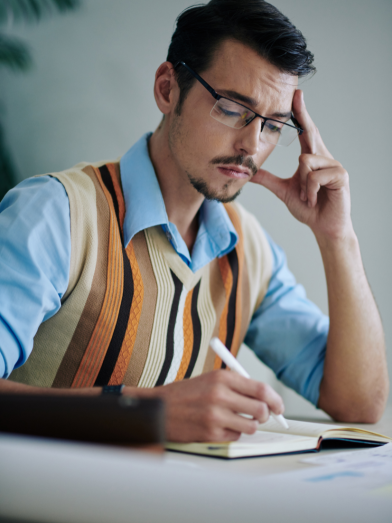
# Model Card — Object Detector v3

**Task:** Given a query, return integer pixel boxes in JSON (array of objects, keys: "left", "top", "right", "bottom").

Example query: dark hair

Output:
[{"left": 167, "top": 0, "right": 315, "bottom": 111}]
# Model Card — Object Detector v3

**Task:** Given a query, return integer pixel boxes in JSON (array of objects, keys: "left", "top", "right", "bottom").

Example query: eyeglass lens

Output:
[{"left": 210, "top": 98, "right": 298, "bottom": 147}]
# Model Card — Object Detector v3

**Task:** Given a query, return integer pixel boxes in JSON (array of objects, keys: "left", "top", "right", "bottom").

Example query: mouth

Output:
[{"left": 217, "top": 165, "right": 251, "bottom": 179}]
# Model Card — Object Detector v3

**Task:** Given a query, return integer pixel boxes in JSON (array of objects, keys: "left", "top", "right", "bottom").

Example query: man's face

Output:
[{"left": 167, "top": 39, "right": 298, "bottom": 202}]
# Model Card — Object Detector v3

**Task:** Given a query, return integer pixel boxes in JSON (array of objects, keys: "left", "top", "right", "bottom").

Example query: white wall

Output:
[{"left": 1, "top": 0, "right": 391, "bottom": 416}]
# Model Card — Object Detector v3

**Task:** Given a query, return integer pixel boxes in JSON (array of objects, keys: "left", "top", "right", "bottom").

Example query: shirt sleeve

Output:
[
  {"left": 244, "top": 232, "right": 329, "bottom": 406},
  {"left": 0, "top": 176, "right": 71, "bottom": 378}
]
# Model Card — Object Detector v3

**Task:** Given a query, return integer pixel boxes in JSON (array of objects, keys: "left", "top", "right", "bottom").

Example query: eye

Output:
[
  {"left": 265, "top": 121, "right": 283, "bottom": 133},
  {"left": 220, "top": 106, "right": 242, "bottom": 118},
  {"left": 217, "top": 99, "right": 254, "bottom": 121}
]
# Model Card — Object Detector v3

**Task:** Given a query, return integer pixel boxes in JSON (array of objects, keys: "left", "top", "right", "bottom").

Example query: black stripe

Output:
[
  {"left": 94, "top": 247, "right": 134, "bottom": 386},
  {"left": 184, "top": 280, "right": 202, "bottom": 379},
  {"left": 221, "top": 248, "right": 239, "bottom": 368},
  {"left": 155, "top": 270, "right": 183, "bottom": 386},
  {"left": 99, "top": 165, "right": 121, "bottom": 238}
]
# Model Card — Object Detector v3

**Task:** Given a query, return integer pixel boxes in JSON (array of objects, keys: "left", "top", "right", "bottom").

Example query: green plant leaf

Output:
[
  {"left": 0, "top": 34, "right": 31, "bottom": 70},
  {"left": 0, "top": 0, "right": 81, "bottom": 26}
]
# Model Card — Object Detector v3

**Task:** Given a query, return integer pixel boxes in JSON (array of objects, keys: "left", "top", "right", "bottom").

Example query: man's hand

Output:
[
  {"left": 132, "top": 370, "right": 284, "bottom": 443},
  {"left": 251, "top": 90, "right": 353, "bottom": 242},
  {"left": 250, "top": 89, "right": 388, "bottom": 423}
]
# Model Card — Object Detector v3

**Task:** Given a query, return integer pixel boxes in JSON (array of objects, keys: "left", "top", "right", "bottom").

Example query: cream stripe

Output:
[
  {"left": 137, "top": 227, "right": 174, "bottom": 388},
  {"left": 148, "top": 226, "right": 204, "bottom": 290},
  {"left": 164, "top": 285, "right": 187, "bottom": 385},
  {"left": 190, "top": 265, "right": 216, "bottom": 378}
]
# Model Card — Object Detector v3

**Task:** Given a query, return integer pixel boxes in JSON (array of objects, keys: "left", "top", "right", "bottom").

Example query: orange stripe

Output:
[
  {"left": 224, "top": 204, "right": 244, "bottom": 358},
  {"left": 175, "top": 289, "right": 194, "bottom": 381},
  {"left": 108, "top": 240, "right": 144, "bottom": 385},
  {"left": 213, "top": 256, "right": 233, "bottom": 370},
  {"left": 71, "top": 167, "right": 124, "bottom": 388}
]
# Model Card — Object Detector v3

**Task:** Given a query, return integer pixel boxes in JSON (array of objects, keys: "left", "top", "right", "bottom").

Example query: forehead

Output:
[{"left": 203, "top": 39, "right": 298, "bottom": 112}]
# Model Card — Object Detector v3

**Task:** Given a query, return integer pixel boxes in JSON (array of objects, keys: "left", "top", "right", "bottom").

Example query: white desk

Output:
[{"left": 1, "top": 405, "right": 391, "bottom": 523}]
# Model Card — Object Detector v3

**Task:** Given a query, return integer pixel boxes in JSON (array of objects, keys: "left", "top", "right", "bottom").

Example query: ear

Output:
[{"left": 153, "top": 62, "right": 179, "bottom": 115}]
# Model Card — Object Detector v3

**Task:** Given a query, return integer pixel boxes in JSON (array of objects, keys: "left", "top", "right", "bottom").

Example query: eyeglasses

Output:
[{"left": 174, "top": 61, "right": 303, "bottom": 147}]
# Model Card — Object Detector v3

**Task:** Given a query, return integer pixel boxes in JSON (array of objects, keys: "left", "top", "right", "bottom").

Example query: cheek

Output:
[{"left": 181, "top": 116, "right": 230, "bottom": 161}]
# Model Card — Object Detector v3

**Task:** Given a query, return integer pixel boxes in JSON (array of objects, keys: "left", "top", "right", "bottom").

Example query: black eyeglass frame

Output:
[{"left": 174, "top": 61, "right": 303, "bottom": 140}]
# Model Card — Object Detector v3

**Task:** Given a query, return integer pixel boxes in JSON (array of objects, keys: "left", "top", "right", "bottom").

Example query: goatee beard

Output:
[
  {"left": 186, "top": 154, "right": 258, "bottom": 203},
  {"left": 186, "top": 172, "right": 242, "bottom": 203}
]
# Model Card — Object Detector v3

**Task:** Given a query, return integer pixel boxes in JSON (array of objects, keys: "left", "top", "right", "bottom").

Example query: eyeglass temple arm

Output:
[
  {"left": 174, "top": 61, "right": 220, "bottom": 100},
  {"left": 291, "top": 115, "right": 304, "bottom": 135}
]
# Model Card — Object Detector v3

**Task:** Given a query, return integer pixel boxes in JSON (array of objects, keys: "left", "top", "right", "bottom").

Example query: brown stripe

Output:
[
  {"left": 202, "top": 258, "right": 227, "bottom": 373},
  {"left": 122, "top": 230, "right": 158, "bottom": 387},
  {"left": 106, "top": 162, "right": 125, "bottom": 230},
  {"left": 224, "top": 204, "right": 244, "bottom": 358},
  {"left": 52, "top": 166, "right": 110, "bottom": 388},
  {"left": 71, "top": 167, "right": 124, "bottom": 388},
  {"left": 109, "top": 239, "right": 144, "bottom": 385},
  {"left": 175, "top": 289, "right": 194, "bottom": 381}
]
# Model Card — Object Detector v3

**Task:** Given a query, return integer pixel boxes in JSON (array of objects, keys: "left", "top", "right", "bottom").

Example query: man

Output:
[{"left": 0, "top": 0, "right": 388, "bottom": 442}]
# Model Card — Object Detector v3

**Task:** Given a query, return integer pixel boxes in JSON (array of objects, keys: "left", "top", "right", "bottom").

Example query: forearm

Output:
[
  {"left": 317, "top": 230, "right": 388, "bottom": 422},
  {"left": 0, "top": 378, "right": 142, "bottom": 397}
]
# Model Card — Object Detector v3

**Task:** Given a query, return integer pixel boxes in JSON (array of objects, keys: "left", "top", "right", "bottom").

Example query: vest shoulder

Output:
[{"left": 36, "top": 158, "right": 120, "bottom": 182}]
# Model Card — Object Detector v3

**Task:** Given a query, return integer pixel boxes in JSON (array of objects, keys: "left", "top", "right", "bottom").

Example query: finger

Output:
[
  {"left": 219, "top": 388, "right": 271, "bottom": 424},
  {"left": 250, "top": 168, "right": 289, "bottom": 203},
  {"left": 305, "top": 167, "right": 347, "bottom": 208},
  {"left": 224, "top": 372, "right": 284, "bottom": 415},
  {"left": 218, "top": 428, "right": 242, "bottom": 442},
  {"left": 222, "top": 410, "right": 259, "bottom": 436},
  {"left": 298, "top": 154, "right": 342, "bottom": 201},
  {"left": 293, "top": 90, "right": 332, "bottom": 158},
  {"left": 203, "top": 401, "right": 259, "bottom": 439}
]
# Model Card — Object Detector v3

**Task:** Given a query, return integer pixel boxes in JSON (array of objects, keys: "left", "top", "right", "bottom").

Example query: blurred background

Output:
[{"left": 0, "top": 0, "right": 391, "bottom": 417}]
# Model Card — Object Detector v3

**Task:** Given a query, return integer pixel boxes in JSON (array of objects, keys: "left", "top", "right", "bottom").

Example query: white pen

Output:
[{"left": 209, "top": 337, "right": 289, "bottom": 430}]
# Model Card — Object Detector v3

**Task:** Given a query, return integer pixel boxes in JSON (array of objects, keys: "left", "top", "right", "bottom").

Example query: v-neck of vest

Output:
[{"left": 144, "top": 226, "right": 206, "bottom": 291}]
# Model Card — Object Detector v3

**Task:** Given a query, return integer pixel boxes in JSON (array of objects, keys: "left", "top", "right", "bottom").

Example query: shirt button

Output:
[{"left": 166, "top": 231, "right": 172, "bottom": 242}]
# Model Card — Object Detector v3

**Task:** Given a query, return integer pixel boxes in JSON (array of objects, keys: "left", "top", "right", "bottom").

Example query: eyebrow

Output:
[{"left": 219, "top": 89, "right": 292, "bottom": 119}]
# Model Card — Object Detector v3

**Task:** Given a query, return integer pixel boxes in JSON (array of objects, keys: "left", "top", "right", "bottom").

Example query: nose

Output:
[{"left": 233, "top": 117, "right": 263, "bottom": 157}]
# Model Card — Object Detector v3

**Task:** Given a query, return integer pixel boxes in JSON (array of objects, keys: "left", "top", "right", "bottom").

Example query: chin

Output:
[{"left": 187, "top": 172, "right": 243, "bottom": 203}]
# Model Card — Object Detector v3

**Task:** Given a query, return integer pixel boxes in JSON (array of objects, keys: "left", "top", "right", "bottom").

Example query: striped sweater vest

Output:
[{"left": 9, "top": 160, "right": 273, "bottom": 388}]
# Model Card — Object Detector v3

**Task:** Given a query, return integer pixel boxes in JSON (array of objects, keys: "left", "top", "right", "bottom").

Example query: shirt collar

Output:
[{"left": 120, "top": 132, "right": 238, "bottom": 270}]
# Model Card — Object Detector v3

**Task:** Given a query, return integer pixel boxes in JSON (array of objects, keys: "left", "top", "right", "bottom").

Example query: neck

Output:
[{"left": 148, "top": 121, "right": 204, "bottom": 252}]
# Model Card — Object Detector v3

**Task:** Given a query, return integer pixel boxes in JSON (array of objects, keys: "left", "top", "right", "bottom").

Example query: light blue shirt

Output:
[{"left": 0, "top": 133, "right": 328, "bottom": 405}]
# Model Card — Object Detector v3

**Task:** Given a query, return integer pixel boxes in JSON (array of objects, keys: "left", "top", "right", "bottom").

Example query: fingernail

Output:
[
  {"left": 300, "top": 189, "right": 306, "bottom": 201},
  {"left": 308, "top": 200, "right": 312, "bottom": 208}
]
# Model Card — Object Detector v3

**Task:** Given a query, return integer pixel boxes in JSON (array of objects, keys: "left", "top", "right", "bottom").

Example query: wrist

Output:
[{"left": 315, "top": 226, "right": 358, "bottom": 258}]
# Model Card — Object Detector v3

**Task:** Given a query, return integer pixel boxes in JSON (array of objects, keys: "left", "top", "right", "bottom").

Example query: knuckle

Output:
[
  {"left": 256, "top": 403, "right": 269, "bottom": 423},
  {"left": 299, "top": 153, "right": 311, "bottom": 165},
  {"left": 299, "top": 153, "right": 307, "bottom": 163},
  {"left": 255, "top": 381, "right": 268, "bottom": 398},
  {"left": 203, "top": 405, "right": 220, "bottom": 428},
  {"left": 340, "top": 167, "right": 349, "bottom": 179},
  {"left": 244, "top": 419, "right": 258, "bottom": 434},
  {"left": 207, "top": 385, "right": 226, "bottom": 405},
  {"left": 212, "top": 369, "right": 228, "bottom": 384}
]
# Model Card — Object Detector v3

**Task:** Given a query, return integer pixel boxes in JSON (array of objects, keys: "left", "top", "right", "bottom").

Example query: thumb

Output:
[{"left": 251, "top": 168, "right": 288, "bottom": 203}]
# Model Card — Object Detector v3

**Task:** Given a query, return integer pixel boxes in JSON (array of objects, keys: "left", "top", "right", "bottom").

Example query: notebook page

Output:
[
  {"left": 237, "top": 431, "right": 310, "bottom": 446},
  {"left": 258, "top": 418, "right": 344, "bottom": 438}
]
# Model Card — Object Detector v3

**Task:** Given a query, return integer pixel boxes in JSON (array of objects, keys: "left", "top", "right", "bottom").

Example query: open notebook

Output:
[{"left": 166, "top": 418, "right": 392, "bottom": 459}]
